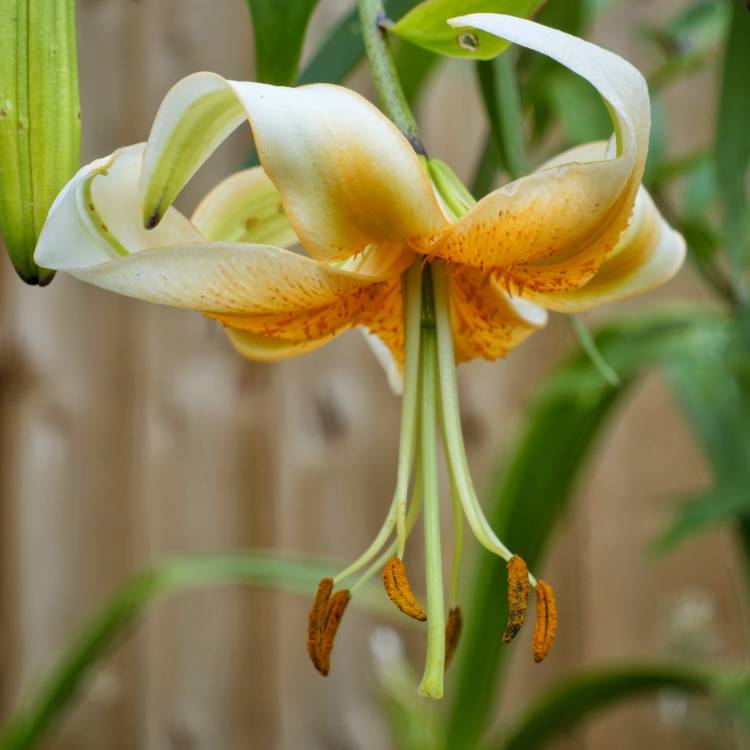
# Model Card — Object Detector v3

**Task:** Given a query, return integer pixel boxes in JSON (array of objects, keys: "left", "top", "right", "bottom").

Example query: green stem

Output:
[
  {"left": 357, "top": 0, "right": 425, "bottom": 153},
  {"left": 418, "top": 267, "right": 445, "bottom": 698}
]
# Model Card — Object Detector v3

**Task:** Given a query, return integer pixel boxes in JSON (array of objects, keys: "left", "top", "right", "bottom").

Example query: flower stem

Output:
[
  {"left": 357, "top": 0, "right": 425, "bottom": 154},
  {"left": 418, "top": 267, "right": 445, "bottom": 699}
]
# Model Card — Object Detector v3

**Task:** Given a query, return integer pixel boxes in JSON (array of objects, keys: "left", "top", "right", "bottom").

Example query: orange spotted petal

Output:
[
  {"left": 436, "top": 14, "right": 651, "bottom": 293},
  {"left": 448, "top": 265, "right": 548, "bottom": 362},
  {"left": 523, "top": 185, "right": 686, "bottom": 312}
]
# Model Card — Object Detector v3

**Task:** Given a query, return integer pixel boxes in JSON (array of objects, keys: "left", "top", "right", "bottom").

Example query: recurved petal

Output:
[
  {"left": 140, "top": 72, "right": 448, "bottom": 262},
  {"left": 192, "top": 166, "right": 298, "bottom": 247},
  {"left": 449, "top": 266, "right": 547, "bottom": 362},
  {"left": 523, "top": 187, "right": 686, "bottom": 312},
  {"left": 436, "top": 14, "right": 650, "bottom": 291},
  {"left": 35, "top": 143, "right": 202, "bottom": 270},
  {"left": 35, "top": 144, "right": 396, "bottom": 315}
]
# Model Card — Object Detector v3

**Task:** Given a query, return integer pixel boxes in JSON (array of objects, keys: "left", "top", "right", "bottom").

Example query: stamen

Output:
[
  {"left": 383, "top": 556, "right": 427, "bottom": 621},
  {"left": 502, "top": 555, "right": 530, "bottom": 643},
  {"left": 532, "top": 580, "right": 558, "bottom": 663},
  {"left": 317, "top": 589, "right": 352, "bottom": 676},
  {"left": 307, "top": 577, "right": 333, "bottom": 673},
  {"left": 444, "top": 606, "right": 463, "bottom": 672}
]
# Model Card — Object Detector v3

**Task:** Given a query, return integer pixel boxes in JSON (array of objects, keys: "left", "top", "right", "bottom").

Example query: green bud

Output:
[
  {"left": 0, "top": 0, "right": 80, "bottom": 285},
  {"left": 426, "top": 158, "right": 476, "bottom": 219}
]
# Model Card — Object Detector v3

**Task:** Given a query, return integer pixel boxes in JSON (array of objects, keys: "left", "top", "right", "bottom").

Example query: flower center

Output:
[{"left": 305, "top": 166, "right": 557, "bottom": 699}]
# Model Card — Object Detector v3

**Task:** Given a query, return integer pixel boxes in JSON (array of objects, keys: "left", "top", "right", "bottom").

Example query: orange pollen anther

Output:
[
  {"left": 383, "top": 556, "right": 427, "bottom": 621},
  {"left": 502, "top": 555, "right": 530, "bottom": 643},
  {"left": 317, "top": 589, "right": 351, "bottom": 676},
  {"left": 307, "top": 577, "right": 334, "bottom": 673},
  {"left": 444, "top": 606, "right": 463, "bottom": 673},
  {"left": 532, "top": 580, "right": 558, "bottom": 663}
]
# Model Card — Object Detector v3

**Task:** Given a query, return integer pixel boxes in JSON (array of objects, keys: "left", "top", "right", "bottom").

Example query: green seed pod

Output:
[{"left": 0, "top": 0, "right": 80, "bottom": 285}]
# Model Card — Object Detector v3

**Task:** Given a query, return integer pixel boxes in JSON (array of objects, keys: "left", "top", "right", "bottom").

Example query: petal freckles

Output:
[
  {"left": 448, "top": 266, "right": 547, "bottom": 362},
  {"left": 524, "top": 187, "right": 686, "bottom": 312},
  {"left": 438, "top": 15, "right": 653, "bottom": 291}
]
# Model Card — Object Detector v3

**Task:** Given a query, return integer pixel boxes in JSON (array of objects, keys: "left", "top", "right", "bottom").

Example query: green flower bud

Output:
[{"left": 0, "top": 0, "right": 80, "bottom": 285}]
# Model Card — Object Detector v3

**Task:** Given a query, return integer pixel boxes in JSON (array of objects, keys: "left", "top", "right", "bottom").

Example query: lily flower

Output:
[{"left": 35, "top": 14, "right": 684, "bottom": 698}]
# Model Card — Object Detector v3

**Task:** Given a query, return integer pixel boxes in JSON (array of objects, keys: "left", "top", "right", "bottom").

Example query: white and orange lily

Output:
[{"left": 35, "top": 14, "right": 684, "bottom": 698}]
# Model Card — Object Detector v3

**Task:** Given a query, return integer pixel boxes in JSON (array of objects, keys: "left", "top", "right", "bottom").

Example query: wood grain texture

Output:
[{"left": 0, "top": 1, "right": 747, "bottom": 749}]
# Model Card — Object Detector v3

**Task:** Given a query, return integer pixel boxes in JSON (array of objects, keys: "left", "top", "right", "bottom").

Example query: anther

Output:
[
  {"left": 444, "top": 606, "right": 463, "bottom": 672},
  {"left": 383, "top": 556, "right": 427, "bottom": 621},
  {"left": 317, "top": 589, "right": 351, "bottom": 676},
  {"left": 307, "top": 577, "right": 333, "bottom": 673},
  {"left": 502, "top": 555, "right": 530, "bottom": 643},
  {"left": 532, "top": 580, "right": 558, "bottom": 663}
]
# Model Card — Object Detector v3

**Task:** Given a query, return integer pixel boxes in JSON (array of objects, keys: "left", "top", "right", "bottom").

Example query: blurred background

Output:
[{"left": 0, "top": 0, "right": 747, "bottom": 748}]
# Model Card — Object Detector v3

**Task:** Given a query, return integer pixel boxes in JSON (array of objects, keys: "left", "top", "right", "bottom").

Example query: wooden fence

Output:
[{"left": 0, "top": 1, "right": 746, "bottom": 748}]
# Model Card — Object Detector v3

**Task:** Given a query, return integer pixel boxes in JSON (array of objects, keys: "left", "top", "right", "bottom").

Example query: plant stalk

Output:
[{"left": 357, "top": 0, "right": 425, "bottom": 153}]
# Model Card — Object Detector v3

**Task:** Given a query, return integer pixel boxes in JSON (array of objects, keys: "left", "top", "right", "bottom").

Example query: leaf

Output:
[
  {"left": 0, "top": 553, "right": 389, "bottom": 750},
  {"left": 476, "top": 53, "right": 529, "bottom": 181},
  {"left": 393, "top": 39, "right": 441, "bottom": 108},
  {"left": 297, "top": 0, "right": 418, "bottom": 85},
  {"left": 391, "top": 0, "right": 545, "bottom": 60},
  {"left": 444, "top": 308, "right": 726, "bottom": 750},
  {"left": 715, "top": 0, "right": 750, "bottom": 272},
  {"left": 470, "top": 134, "right": 501, "bottom": 197},
  {"left": 656, "top": 485, "right": 750, "bottom": 551},
  {"left": 490, "top": 664, "right": 714, "bottom": 750},
  {"left": 657, "top": 316, "right": 750, "bottom": 548},
  {"left": 245, "top": 0, "right": 319, "bottom": 85}
]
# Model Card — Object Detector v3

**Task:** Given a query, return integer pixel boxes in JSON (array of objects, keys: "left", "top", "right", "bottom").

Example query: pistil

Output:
[{"left": 417, "top": 269, "right": 446, "bottom": 698}]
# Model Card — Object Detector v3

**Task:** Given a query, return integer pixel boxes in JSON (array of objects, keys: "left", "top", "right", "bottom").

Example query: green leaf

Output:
[
  {"left": 656, "top": 485, "right": 750, "bottom": 551},
  {"left": 297, "top": 0, "right": 419, "bottom": 85},
  {"left": 470, "top": 134, "right": 501, "bottom": 197},
  {"left": 393, "top": 39, "right": 441, "bottom": 108},
  {"left": 245, "top": 0, "right": 319, "bottom": 85},
  {"left": 476, "top": 53, "right": 529, "bottom": 181},
  {"left": 715, "top": 0, "right": 750, "bottom": 273},
  {"left": 656, "top": 317, "right": 750, "bottom": 548},
  {"left": 391, "top": 0, "right": 545, "bottom": 60},
  {"left": 0, "top": 553, "right": 388, "bottom": 750},
  {"left": 491, "top": 664, "right": 715, "bottom": 750},
  {"left": 444, "top": 308, "right": 726, "bottom": 750}
]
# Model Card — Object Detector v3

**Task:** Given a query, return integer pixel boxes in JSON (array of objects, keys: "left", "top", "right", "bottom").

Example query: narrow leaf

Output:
[
  {"left": 0, "top": 553, "right": 387, "bottom": 750},
  {"left": 493, "top": 664, "right": 714, "bottom": 750},
  {"left": 715, "top": 0, "right": 750, "bottom": 272},
  {"left": 245, "top": 0, "right": 319, "bottom": 85},
  {"left": 476, "top": 53, "right": 528, "bottom": 181},
  {"left": 444, "top": 308, "right": 726, "bottom": 750}
]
